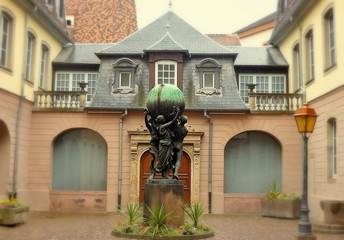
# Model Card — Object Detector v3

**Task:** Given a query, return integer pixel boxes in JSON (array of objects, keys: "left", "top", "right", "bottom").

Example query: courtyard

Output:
[{"left": 0, "top": 211, "right": 342, "bottom": 240}]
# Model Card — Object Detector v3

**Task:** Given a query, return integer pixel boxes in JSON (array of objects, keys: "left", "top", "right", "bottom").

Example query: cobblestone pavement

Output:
[{"left": 0, "top": 211, "right": 343, "bottom": 240}]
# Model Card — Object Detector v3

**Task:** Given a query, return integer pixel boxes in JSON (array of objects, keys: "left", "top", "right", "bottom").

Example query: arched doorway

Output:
[
  {"left": 50, "top": 128, "right": 108, "bottom": 211},
  {"left": 139, "top": 150, "right": 191, "bottom": 203},
  {"left": 224, "top": 131, "right": 282, "bottom": 194},
  {"left": 0, "top": 120, "right": 10, "bottom": 198}
]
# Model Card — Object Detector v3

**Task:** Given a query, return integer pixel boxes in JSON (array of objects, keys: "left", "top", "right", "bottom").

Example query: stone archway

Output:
[
  {"left": 128, "top": 131, "right": 203, "bottom": 203},
  {"left": 0, "top": 120, "right": 10, "bottom": 197}
]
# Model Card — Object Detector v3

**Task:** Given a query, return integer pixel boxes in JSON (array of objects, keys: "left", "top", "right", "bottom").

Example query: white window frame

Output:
[
  {"left": 55, "top": 71, "right": 98, "bottom": 105},
  {"left": 293, "top": 44, "right": 301, "bottom": 91},
  {"left": 238, "top": 74, "right": 286, "bottom": 104},
  {"left": 306, "top": 31, "right": 314, "bottom": 81},
  {"left": 328, "top": 119, "right": 337, "bottom": 179},
  {"left": 203, "top": 72, "right": 215, "bottom": 88},
  {"left": 25, "top": 32, "right": 35, "bottom": 82},
  {"left": 155, "top": 60, "right": 177, "bottom": 86},
  {"left": 39, "top": 45, "right": 49, "bottom": 89},
  {"left": 119, "top": 72, "right": 131, "bottom": 88},
  {"left": 0, "top": 12, "right": 12, "bottom": 68},
  {"left": 328, "top": 13, "right": 336, "bottom": 67}
]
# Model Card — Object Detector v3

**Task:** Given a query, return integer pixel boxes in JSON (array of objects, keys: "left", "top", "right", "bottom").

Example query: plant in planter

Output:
[
  {"left": 261, "top": 182, "right": 301, "bottom": 219},
  {"left": 0, "top": 194, "right": 29, "bottom": 226},
  {"left": 112, "top": 201, "right": 214, "bottom": 239}
]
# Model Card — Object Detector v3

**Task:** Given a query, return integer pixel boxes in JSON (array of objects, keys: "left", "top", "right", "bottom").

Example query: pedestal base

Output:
[
  {"left": 294, "top": 234, "right": 317, "bottom": 240},
  {"left": 144, "top": 179, "right": 184, "bottom": 227}
]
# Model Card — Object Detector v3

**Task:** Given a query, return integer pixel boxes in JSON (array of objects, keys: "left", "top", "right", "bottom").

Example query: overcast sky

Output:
[{"left": 135, "top": 0, "right": 277, "bottom": 34}]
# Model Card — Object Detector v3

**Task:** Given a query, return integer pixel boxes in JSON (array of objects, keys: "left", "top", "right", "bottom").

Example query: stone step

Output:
[{"left": 313, "top": 223, "right": 344, "bottom": 234}]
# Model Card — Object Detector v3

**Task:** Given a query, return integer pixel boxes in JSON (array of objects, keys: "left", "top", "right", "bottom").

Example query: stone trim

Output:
[{"left": 128, "top": 131, "right": 203, "bottom": 203}]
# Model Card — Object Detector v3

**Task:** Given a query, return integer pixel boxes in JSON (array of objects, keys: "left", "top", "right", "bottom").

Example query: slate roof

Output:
[
  {"left": 97, "top": 11, "right": 236, "bottom": 56},
  {"left": 65, "top": 0, "right": 137, "bottom": 43},
  {"left": 53, "top": 44, "right": 111, "bottom": 65},
  {"left": 228, "top": 46, "right": 288, "bottom": 67}
]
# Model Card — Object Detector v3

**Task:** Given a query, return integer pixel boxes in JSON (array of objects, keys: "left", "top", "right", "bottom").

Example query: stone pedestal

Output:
[{"left": 144, "top": 179, "right": 184, "bottom": 227}]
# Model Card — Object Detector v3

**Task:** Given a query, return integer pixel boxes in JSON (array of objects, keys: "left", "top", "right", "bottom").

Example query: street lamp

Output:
[{"left": 293, "top": 103, "right": 318, "bottom": 239}]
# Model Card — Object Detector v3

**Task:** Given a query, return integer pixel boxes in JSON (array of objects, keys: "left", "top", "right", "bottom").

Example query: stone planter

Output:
[
  {"left": 261, "top": 199, "right": 301, "bottom": 219},
  {"left": 0, "top": 206, "right": 29, "bottom": 226}
]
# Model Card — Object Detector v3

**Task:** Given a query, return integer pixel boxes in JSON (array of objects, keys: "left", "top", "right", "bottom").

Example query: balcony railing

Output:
[
  {"left": 33, "top": 90, "right": 303, "bottom": 114},
  {"left": 34, "top": 90, "right": 87, "bottom": 111},
  {"left": 248, "top": 93, "right": 303, "bottom": 113}
]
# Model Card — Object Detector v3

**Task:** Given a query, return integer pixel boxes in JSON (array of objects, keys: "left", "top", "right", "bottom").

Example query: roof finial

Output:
[{"left": 169, "top": 0, "right": 173, "bottom": 12}]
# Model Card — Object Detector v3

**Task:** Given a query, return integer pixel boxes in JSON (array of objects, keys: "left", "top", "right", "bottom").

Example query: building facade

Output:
[
  {"left": 0, "top": 0, "right": 72, "bottom": 201},
  {"left": 270, "top": 0, "right": 344, "bottom": 223},
  {"left": 29, "top": 11, "right": 303, "bottom": 214}
]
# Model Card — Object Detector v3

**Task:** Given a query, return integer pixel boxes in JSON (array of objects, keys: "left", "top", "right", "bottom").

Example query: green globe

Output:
[{"left": 146, "top": 84, "right": 185, "bottom": 121}]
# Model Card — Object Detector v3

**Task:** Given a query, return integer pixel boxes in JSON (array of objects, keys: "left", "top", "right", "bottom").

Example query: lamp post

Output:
[{"left": 293, "top": 103, "right": 317, "bottom": 239}]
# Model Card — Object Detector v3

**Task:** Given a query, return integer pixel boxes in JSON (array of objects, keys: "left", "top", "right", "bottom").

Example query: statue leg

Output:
[
  {"left": 148, "top": 154, "right": 156, "bottom": 179},
  {"left": 172, "top": 150, "right": 182, "bottom": 180}
]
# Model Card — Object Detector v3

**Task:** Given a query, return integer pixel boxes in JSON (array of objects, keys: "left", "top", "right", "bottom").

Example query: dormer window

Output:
[
  {"left": 113, "top": 58, "right": 137, "bottom": 94},
  {"left": 155, "top": 60, "right": 177, "bottom": 86},
  {"left": 119, "top": 72, "right": 131, "bottom": 88},
  {"left": 196, "top": 58, "right": 221, "bottom": 95},
  {"left": 203, "top": 72, "right": 215, "bottom": 88}
]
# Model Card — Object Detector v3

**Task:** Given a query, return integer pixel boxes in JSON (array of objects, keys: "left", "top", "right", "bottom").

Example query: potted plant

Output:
[
  {"left": 261, "top": 182, "right": 301, "bottom": 219},
  {"left": 0, "top": 194, "right": 29, "bottom": 226}
]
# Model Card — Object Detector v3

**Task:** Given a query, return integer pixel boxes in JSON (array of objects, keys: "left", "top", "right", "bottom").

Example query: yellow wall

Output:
[
  {"left": 0, "top": 1, "right": 66, "bottom": 102},
  {"left": 278, "top": 0, "right": 344, "bottom": 102}
]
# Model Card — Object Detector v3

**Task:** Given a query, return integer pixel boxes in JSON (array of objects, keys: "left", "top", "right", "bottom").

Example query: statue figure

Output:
[
  {"left": 145, "top": 83, "right": 188, "bottom": 180},
  {"left": 153, "top": 107, "right": 180, "bottom": 179},
  {"left": 171, "top": 115, "right": 188, "bottom": 180},
  {"left": 144, "top": 109, "right": 159, "bottom": 179}
]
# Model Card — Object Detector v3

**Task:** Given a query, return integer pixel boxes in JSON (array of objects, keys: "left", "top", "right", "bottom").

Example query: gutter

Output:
[
  {"left": 204, "top": 110, "right": 213, "bottom": 213},
  {"left": 117, "top": 109, "right": 128, "bottom": 211},
  {"left": 12, "top": 7, "right": 37, "bottom": 198}
]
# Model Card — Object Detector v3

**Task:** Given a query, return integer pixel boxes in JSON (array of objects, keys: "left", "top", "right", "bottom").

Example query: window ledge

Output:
[
  {"left": 324, "top": 63, "right": 337, "bottom": 74},
  {"left": 197, "top": 88, "right": 222, "bottom": 95},
  {"left": 112, "top": 87, "right": 135, "bottom": 94},
  {"left": 305, "top": 79, "right": 315, "bottom": 86}
]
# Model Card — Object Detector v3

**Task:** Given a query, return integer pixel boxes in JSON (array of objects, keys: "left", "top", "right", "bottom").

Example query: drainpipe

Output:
[
  {"left": 117, "top": 109, "right": 127, "bottom": 211},
  {"left": 12, "top": 8, "right": 36, "bottom": 199},
  {"left": 204, "top": 110, "right": 213, "bottom": 213}
]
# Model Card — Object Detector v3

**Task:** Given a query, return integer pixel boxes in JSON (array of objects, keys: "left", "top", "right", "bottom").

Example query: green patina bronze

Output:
[{"left": 146, "top": 84, "right": 185, "bottom": 121}]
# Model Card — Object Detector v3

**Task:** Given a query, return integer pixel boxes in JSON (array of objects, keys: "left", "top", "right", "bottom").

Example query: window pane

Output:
[
  {"left": 53, "top": 129, "right": 107, "bottom": 191},
  {"left": 224, "top": 131, "right": 281, "bottom": 194},
  {"left": 203, "top": 72, "right": 214, "bottom": 88},
  {"left": 155, "top": 61, "right": 177, "bottom": 85},
  {"left": 120, "top": 72, "right": 130, "bottom": 87}
]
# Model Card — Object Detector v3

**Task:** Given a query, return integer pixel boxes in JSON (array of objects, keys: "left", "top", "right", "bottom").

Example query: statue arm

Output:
[
  {"left": 161, "top": 107, "right": 180, "bottom": 129},
  {"left": 144, "top": 109, "right": 152, "bottom": 132}
]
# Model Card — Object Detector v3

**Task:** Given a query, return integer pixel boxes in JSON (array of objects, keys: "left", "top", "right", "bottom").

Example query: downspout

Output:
[
  {"left": 117, "top": 109, "right": 128, "bottom": 211},
  {"left": 204, "top": 110, "right": 213, "bottom": 213},
  {"left": 12, "top": 8, "right": 36, "bottom": 198}
]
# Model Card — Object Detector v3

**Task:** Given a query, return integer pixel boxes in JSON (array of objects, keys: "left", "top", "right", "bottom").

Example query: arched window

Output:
[
  {"left": 53, "top": 129, "right": 107, "bottom": 191},
  {"left": 305, "top": 29, "right": 314, "bottom": 82},
  {"left": 0, "top": 10, "right": 14, "bottom": 69},
  {"left": 25, "top": 31, "right": 36, "bottom": 82},
  {"left": 224, "top": 131, "right": 281, "bottom": 194},
  {"left": 293, "top": 43, "right": 301, "bottom": 91},
  {"left": 323, "top": 7, "right": 336, "bottom": 70}
]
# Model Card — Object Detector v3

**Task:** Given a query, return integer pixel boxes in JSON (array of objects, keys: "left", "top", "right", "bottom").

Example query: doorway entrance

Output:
[{"left": 139, "top": 150, "right": 191, "bottom": 203}]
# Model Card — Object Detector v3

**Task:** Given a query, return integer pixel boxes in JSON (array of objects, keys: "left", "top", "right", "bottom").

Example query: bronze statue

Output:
[{"left": 145, "top": 84, "right": 188, "bottom": 180}]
